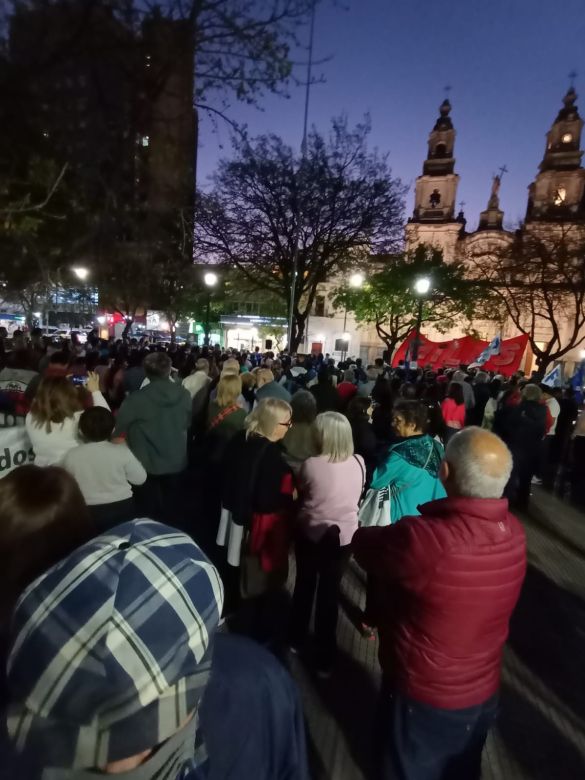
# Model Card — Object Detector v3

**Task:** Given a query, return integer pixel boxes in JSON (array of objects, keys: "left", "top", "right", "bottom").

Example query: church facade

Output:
[
  {"left": 403, "top": 87, "right": 585, "bottom": 372},
  {"left": 302, "top": 87, "right": 585, "bottom": 370}
]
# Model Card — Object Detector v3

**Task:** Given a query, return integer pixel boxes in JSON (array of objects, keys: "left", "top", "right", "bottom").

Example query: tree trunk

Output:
[
  {"left": 20, "top": 292, "right": 37, "bottom": 332},
  {"left": 122, "top": 318, "right": 133, "bottom": 340},
  {"left": 382, "top": 339, "right": 399, "bottom": 364},
  {"left": 290, "top": 311, "right": 307, "bottom": 353},
  {"left": 534, "top": 348, "right": 552, "bottom": 378},
  {"left": 375, "top": 322, "right": 399, "bottom": 364}
]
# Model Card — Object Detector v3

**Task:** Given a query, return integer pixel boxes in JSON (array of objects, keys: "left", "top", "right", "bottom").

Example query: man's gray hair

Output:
[
  {"left": 445, "top": 426, "right": 513, "bottom": 499},
  {"left": 522, "top": 383, "right": 542, "bottom": 402},
  {"left": 144, "top": 352, "right": 172, "bottom": 379}
]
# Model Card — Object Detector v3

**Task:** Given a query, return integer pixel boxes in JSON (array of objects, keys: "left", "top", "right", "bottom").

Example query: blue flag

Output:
[
  {"left": 542, "top": 364, "right": 562, "bottom": 388},
  {"left": 469, "top": 334, "right": 501, "bottom": 367}
]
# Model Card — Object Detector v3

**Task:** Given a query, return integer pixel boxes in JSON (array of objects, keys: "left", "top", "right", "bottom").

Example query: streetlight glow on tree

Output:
[
  {"left": 349, "top": 272, "right": 365, "bottom": 288},
  {"left": 204, "top": 272, "right": 218, "bottom": 287}
]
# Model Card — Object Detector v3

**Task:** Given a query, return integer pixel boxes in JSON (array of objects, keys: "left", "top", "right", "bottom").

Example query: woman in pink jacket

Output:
[{"left": 289, "top": 412, "right": 364, "bottom": 677}]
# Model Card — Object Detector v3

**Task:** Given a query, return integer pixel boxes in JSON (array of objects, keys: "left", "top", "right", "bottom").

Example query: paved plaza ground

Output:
[{"left": 288, "top": 487, "right": 585, "bottom": 779}]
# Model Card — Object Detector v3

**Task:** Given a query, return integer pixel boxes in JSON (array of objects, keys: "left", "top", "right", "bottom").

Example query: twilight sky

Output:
[{"left": 197, "top": 0, "right": 585, "bottom": 232}]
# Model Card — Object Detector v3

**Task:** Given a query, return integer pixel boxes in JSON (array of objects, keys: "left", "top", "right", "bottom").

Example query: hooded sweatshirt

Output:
[{"left": 114, "top": 378, "right": 192, "bottom": 475}]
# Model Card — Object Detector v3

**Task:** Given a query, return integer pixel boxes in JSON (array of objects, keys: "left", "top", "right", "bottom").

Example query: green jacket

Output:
[
  {"left": 370, "top": 434, "right": 446, "bottom": 523},
  {"left": 115, "top": 378, "right": 192, "bottom": 475}
]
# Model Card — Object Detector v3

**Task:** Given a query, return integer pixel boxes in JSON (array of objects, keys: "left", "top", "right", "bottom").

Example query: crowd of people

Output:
[{"left": 0, "top": 325, "right": 580, "bottom": 779}]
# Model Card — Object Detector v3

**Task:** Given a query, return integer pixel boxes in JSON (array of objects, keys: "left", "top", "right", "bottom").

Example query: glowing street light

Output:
[
  {"left": 72, "top": 266, "right": 89, "bottom": 281},
  {"left": 411, "top": 277, "right": 432, "bottom": 367},
  {"left": 349, "top": 272, "right": 365, "bottom": 288},
  {"left": 203, "top": 271, "right": 219, "bottom": 345},
  {"left": 414, "top": 277, "right": 431, "bottom": 295}
]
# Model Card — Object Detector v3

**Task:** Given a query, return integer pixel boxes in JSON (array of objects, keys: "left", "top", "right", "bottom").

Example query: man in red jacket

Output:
[{"left": 353, "top": 427, "right": 526, "bottom": 780}]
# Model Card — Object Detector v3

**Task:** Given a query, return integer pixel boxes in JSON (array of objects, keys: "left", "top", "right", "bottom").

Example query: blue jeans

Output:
[{"left": 377, "top": 687, "right": 499, "bottom": 780}]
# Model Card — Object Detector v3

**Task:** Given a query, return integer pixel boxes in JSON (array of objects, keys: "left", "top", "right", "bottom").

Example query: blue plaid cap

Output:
[{"left": 6, "top": 519, "right": 224, "bottom": 770}]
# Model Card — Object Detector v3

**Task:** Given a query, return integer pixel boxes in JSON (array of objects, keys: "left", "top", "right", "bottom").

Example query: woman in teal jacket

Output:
[{"left": 371, "top": 399, "right": 446, "bottom": 523}]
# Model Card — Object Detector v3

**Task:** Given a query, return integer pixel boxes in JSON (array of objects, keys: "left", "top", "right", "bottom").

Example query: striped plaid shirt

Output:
[{"left": 6, "top": 519, "right": 224, "bottom": 775}]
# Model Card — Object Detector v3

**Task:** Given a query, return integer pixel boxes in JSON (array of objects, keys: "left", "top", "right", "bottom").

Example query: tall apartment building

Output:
[{"left": 7, "top": 0, "right": 196, "bottom": 213}]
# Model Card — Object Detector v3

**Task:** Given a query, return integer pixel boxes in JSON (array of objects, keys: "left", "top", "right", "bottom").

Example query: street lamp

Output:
[
  {"left": 72, "top": 266, "right": 89, "bottom": 281},
  {"left": 341, "top": 271, "right": 364, "bottom": 360},
  {"left": 203, "top": 272, "right": 218, "bottom": 346},
  {"left": 411, "top": 276, "right": 431, "bottom": 368}
]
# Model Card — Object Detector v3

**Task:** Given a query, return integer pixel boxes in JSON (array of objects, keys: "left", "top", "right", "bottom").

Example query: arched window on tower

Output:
[
  {"left": 435, "top": 143, "right": 447, "bottom": 158},
  {"left": 554, "top": 186, "right": 567, "bottom": 206},
  {"left": 429, "top": 189, "right": 442, "bottom": 208}
]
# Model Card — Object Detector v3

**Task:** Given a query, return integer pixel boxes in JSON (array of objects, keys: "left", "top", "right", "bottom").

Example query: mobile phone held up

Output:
[{"left": 71, "top": 374, "right": 89, "bottom": 387}]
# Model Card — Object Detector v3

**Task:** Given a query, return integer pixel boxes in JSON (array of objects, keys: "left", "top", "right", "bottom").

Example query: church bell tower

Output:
[
  {"left": 405, "top": 99, "right": 463, "bottom": 260},
  {"left": 526, "top": 86, "right": 585, "bottom": 222}
]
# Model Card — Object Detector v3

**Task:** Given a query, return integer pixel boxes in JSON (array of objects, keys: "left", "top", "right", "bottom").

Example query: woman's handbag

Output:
[
  {"left": 237, "top": 440, "right": 275, "bottom": 600},
  {"left": 358, "top": 485, "right": 391, "bottom": 528},
  {"left": 240, "top": 529, "right": 273, "bottom": 599}
]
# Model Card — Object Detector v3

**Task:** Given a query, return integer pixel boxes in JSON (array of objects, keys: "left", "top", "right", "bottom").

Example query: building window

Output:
[
  {"left": 314, "top": 295, "right": 325, "bottom": 317},
  {"left": 554, "top": 186, "right": 567, "bottom": 206},
  {"left": 141, "top": 136, "right": 149, "bottom": 147},
  {"left": 429, "top": 189, "right": 441, "bottom": 207}
]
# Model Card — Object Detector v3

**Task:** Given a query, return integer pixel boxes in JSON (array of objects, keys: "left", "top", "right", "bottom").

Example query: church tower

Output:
[
  {"left": 405, "top": 99, "right": 464, "bottom": 260},
  {"left": 526, "top": 86, "right": 585, "bottom": 222}
]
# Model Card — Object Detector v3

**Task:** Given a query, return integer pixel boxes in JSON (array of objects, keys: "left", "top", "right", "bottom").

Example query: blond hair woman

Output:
[
  {"left": 289, "top": 411, "right": 365, "bottom": 676},
  {"left": 206, "top": 374, "right": 247, "bottom": 463},
  {"left": 217, "top": 398, "right": 295, "bottom": 643},
  {"left": 25, "top": 373, "right": 109, "bottom": 466}
]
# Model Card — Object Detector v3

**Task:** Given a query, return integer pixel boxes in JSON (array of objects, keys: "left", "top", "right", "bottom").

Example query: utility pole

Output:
[{"left": 287, "top": 1, "right": 317, "bottom": 352}]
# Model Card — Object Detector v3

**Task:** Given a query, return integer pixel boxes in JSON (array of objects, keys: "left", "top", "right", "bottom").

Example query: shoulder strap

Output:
[
  {"left": 353, "top": 454, "right": 366, "bottom": 493},
  {"left": 209, "top": 404, "right": 240, "bottom": 430}
]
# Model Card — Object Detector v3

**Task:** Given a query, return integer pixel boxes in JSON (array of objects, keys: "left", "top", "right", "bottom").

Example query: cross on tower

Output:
[
  {"left": 498, "top": 164, "right": 509, "bottom": 180},
  {"left": 569, "top": 70, "right": 578, "bottom": 88},
  {"left": 459, "top": 200, "right": 466, "bottom": 211},
  {"left": 444, "top": 85, "right": 452, "bottom": 97}
]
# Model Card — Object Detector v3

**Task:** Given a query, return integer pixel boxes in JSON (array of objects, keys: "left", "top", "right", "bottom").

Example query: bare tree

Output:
[
  {"left": 468, "top": 226, "right": 585, "bottom": 373},
  {"left": 196, "top": 116, "right": 405, "bottom": 350}
]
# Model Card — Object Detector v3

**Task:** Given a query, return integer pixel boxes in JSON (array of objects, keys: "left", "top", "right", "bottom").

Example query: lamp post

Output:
[
  {"left": 341, "top": 271, "right": 364, "bottom": 361},
  {"left": 411, "top": 277, "right": 431, "bottom": 368},
  {"left": 203, "top": 272, "right": 218, "bottom": 346}
]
